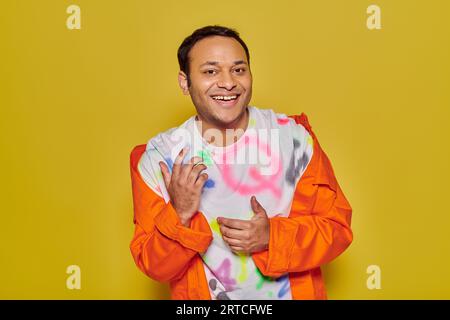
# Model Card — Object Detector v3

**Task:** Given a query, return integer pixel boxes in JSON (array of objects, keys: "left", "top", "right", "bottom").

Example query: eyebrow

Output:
[{"left": 199, "top": 60, "right": 248, "bottom": 68}]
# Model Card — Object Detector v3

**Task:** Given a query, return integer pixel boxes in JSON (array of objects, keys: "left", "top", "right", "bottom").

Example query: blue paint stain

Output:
[
  {"left": 276, "top": 275, "right": 290, "bottom": 298},
  {"left": 204, "top": 179, "right": 215, "bottom": 188},
  {"left": 164, "top": 157, "right": 174, "bottom": 173}
]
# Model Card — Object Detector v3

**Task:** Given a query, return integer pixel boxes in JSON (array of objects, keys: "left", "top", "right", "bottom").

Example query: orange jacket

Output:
[{"left": 129, "top": 113, "right": 353, "bottom": 299}]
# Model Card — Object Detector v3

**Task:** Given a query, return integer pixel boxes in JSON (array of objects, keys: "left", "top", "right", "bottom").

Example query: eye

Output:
[
  {"left": 204, "top": 69, "right": 217, "bottom": 75},
  {"left": 234, "top": 68, "right": 246, "bottom": 73}
]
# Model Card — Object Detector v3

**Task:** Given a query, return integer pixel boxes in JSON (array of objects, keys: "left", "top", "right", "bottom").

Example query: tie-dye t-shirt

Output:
[{"left": 138, "top": 106, "right": 314, "bottom": 300}]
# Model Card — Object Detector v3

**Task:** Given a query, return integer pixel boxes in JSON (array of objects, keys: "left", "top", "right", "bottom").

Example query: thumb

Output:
[
  {"left": 159, "top": 161, "right": 171, "bottom": 188},
  {"left": 251, "top": 196, "right": 267, "bottom": 217}
]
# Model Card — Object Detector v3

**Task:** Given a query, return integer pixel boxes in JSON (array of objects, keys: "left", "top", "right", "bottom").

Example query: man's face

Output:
[{"left": 179, "top": 36, "right": 253, "bottom": 128}]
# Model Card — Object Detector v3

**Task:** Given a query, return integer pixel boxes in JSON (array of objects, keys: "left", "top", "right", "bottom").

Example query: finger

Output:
[
  {"left": 251, "top": 195, "right": 262, "bottom": 212},
  {"left": 159, "top": 161, "right": 171, "bottom": 188},
  {"left": 230, "top": 246, "right": 245, "bottom": 253},
  {"left": 188, "top": 162, "right": 207, "bottom": 184},
  {"left": 179, "top": 156, "right": 203, "bottom": 182},
  {"left": 220, "top": 225, "right": 249, "bottom": 240},
  {"left": 217, "top": 217, "right": 250, "bottom": 230},
  {"left": 222, "top": 234, "right": 243, "bottom": 247},
  {"left": 189, "top": 156, "right": 204, "bottom": 165},
  {"left": 251, "top": 196, "right": 267, "bottom": 216},
  {"left": 172, "top": 147, "right": 188, "bottom": 179},
  {"left": 194, "top": 172, "right": 209, "bottom": 188}
]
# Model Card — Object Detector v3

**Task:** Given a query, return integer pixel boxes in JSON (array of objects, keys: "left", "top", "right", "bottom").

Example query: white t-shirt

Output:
[{"left": 138, "top": 106, "right": 314, "bottom": 300}]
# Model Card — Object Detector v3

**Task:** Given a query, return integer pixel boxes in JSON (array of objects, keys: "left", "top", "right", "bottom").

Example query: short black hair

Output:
[{"left": 177, "top": 25, "right": 250, "bottom": 87}]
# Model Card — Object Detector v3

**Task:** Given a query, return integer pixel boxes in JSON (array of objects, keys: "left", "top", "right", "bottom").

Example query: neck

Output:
[{"left": 196, "top": 108, "right": 249, "bottom": 147}]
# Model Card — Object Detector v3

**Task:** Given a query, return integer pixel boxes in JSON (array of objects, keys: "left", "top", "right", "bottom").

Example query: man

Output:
[{"left": 129, "top": 25, "right": 353, "bottom": 300}]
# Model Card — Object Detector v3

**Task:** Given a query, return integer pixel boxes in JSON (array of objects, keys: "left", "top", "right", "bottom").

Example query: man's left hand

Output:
[{"left": 217, "top": 196, "right": 270, "bottom": 255}]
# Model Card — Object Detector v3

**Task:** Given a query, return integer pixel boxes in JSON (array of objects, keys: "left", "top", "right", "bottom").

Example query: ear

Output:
[{"left": 178, "top": 71, "right": 190, "bottom": 95}]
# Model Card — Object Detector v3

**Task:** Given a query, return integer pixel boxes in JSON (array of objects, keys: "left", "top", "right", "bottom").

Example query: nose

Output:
[{"left": 217, "top": 71, "right": 237, "bottom": 90}]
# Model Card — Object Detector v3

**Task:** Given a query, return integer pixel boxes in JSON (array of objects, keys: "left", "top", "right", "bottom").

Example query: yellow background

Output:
[{"left": 1, "top": 0, "right": 449, "bottom": 299}]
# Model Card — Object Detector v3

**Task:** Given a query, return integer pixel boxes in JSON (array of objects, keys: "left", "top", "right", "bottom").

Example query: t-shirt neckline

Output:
[{"left": 192, "top": 106, "right": 254, "bottom": 154}]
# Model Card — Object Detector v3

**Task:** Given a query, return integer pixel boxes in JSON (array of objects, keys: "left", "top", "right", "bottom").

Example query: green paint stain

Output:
[
  {"left": 249, "top": 118, "right": 256, "bottom": 127},
  {"left": 237, "top": 253, "right": 248, "bottom": 283},
  {"left": 255, "top": 268, "right": 272, "bottom": 290},
  {"left": 197, "top": 149, "right": 213, "bottom": 166},
  {"left": 210, "top": 219, "right": 221, "bottom": 235}
]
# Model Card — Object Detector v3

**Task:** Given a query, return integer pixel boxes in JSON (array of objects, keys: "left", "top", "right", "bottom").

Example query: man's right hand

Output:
[{"left": 159, "top": 147, "right": 209, "bottom": 227}]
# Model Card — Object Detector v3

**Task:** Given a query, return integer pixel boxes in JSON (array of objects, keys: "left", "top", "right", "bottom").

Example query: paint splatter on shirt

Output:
[{"left": 138, "top": 106, "right": 313, "bottom": 300}]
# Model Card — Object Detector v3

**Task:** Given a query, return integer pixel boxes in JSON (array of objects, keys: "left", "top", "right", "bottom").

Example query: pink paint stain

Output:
[
  {"left": 213, "top": 258, "right": 236, "bottom": 291},
  {"left": 215, "top": 133, "right": 282, "bottom": 199}
]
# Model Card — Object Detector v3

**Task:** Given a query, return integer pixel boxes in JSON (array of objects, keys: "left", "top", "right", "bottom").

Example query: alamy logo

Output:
[
  {"left": 169, "top": 124, "right": 281, "bottom": 176},
  {"left": 66, "top": 265, "right": 81, "bottom": 290},
  {"left": 367, "top": 5, "right": 382, "bottom": 30},
  {"left": 66, "top": 5, "right": 81, "bottom": 30},
  {"left": 366, "top": 265, "right": 382, "bottom": 290}
]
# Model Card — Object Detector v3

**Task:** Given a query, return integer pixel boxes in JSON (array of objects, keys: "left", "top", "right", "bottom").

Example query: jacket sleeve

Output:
[
  {"left": 129, "top": 145, "right": 213, "bottom": 282},
  {"left": 251, "top": 114, "right": 353, "bottom": 277}
]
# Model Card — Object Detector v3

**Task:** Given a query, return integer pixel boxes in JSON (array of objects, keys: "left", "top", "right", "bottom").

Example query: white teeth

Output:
[{"left": 212, "top": 95, "right": 237, "bottom": 101}]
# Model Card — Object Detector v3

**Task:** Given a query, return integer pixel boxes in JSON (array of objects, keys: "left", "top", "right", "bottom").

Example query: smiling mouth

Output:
[
  {"left": 211, "top": 94, "right": 240, "bottom": 101},
  {"left": 210, "top": 94, "right": 241, "bottom": 107}
]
